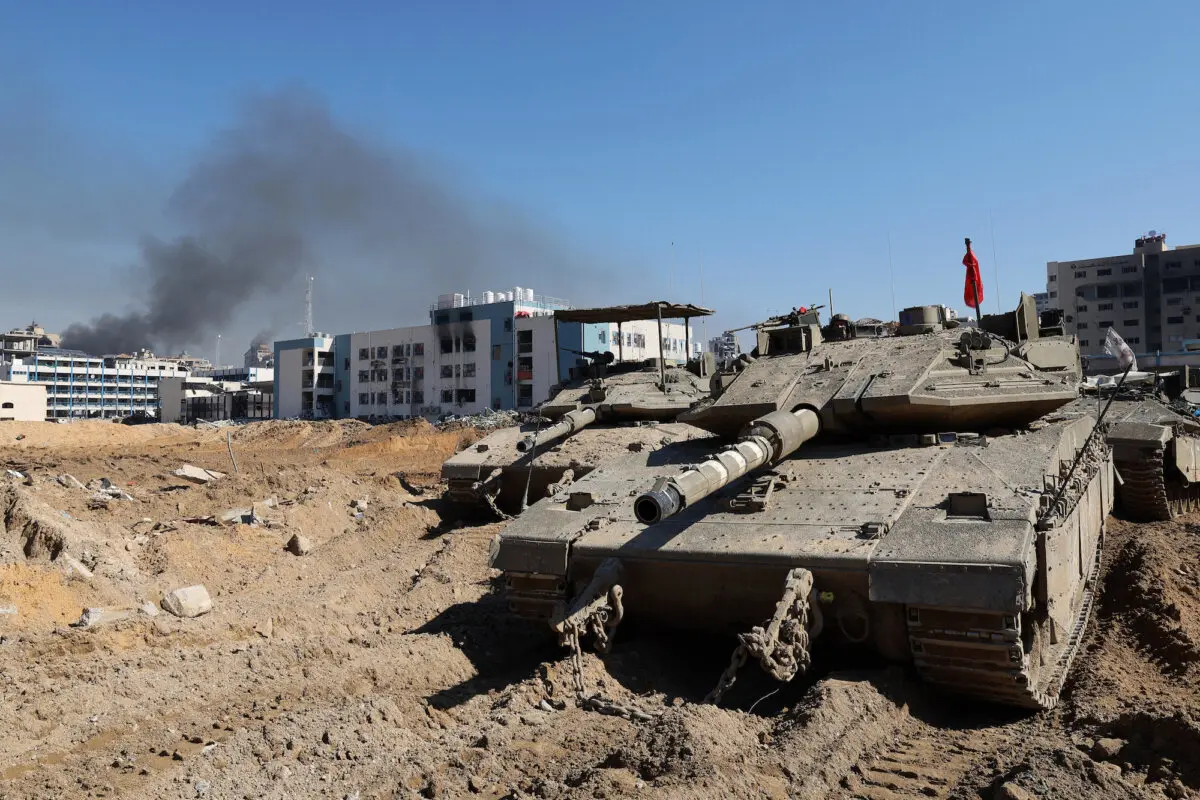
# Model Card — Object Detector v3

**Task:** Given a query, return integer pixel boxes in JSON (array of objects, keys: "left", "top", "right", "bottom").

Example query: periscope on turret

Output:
[{"left": 492, "top": 294, "right": 1112, "bottom": 710}]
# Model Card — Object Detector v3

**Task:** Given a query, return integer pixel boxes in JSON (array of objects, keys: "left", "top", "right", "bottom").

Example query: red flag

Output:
[{"left": 963, "top": 239, "right": 983, "bottom": 309}]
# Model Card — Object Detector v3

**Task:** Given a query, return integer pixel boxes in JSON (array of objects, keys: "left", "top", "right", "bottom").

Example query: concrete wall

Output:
[{"left": 0, "top": 382, "right": 47, "bottom": 421}]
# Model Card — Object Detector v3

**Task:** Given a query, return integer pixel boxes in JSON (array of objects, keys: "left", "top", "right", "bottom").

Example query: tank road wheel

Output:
[{"left": 1114, "top": 449, "right": 1172, "bottom": 522}]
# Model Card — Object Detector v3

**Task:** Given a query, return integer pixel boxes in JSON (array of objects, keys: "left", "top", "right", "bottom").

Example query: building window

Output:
[
  {"left": 460, "top": 310, "right": 473, "bottom": 322},
  {"left": 1123, "top": 301, "right": 1139, "bottom": 309},
  {"left": 413, "top": 367, "right": 424, "bottom": 379},
  {"left": 359, "top": 393, "right": 369, "bottom": 405},
  {"left": 463, "top": 336, "right": 476, "bottom": 352},
  {"left": 413, "top": 343, "right": 424, "bottom": 356},
  {"left": 373, "top": 346, "right": 385, "bottom": 359},
  {"left": 517, "top": 330, "right": 533, "bottom": 353},
  {"left": 1096, "top": 268, "right": 1112, "bottom": 276},
  {"left": 1080, "top": 339, "right": 1089, "bottom": 347},
  {"left": 1168, "top": 316, "right": 1185, "bottom": 324},
  {"left": 1074, "top": 270, "right": 1087, "bottom": 278},
  {"left": 493, "top": 397, "right": 502, "bottom": 410},
  {"left": 1049, "top": 274, "right": 1057, "bottom": 282},
  {"left": 1098, "top": 321, "right": 1113, "bottom": 329},
  {"left": 1122, "top": 266, "right": 1138, "bottom": 273},
  {"left": 441, "top": 389, "right": 453, "bottom": 403},
  {"left": 1124, "top": 319, "right": 1140, "bottom": 327},
  {"left": 504, "top": 318, "right": 512, "bottom": 332},
  {"left": 434, "top": 313, "right": 450, "bottom": 325},
  {"left": 393, "top": 345, "right": 404, "bottom": 357},
  {"left": 440, "top": 338, "right": 453, "bottom": 354},
  {"left": 1097, "top": 303, "right": 1112, "bottom": 311},
  {"left": 440, "top": 365, "right": 453, "bottom": 378},
  {"left": 464, "top": 363, "right": 476, "bottom": 377},
  {"left": 1077, "top": 304, "right": 1088, "bottom": 312},
  {"left": 454, "top": 364, "right": 461, "bottom": 377},
  {"left": 1049, "top": 291, "right": 1057, "bottom": 298},
  {"left": 493, "top": 345, "right": 502, "bottom": 361},
  {"left": 599, "top": 331, "right": 607, "bottom": 343},
  {"left": 1167, "top": 297, "right": 1182, "bottom": 306},
  {"left": 1096, "top": 285, "right": 1118, "bottom": 299},
  {"left": 518, "top": 384, "right": 534, "bottom": 406},
  {"left": 1165, "top": 260, "right": 1182, "bottom": 270},
  {"left": 412, "top": 390, "right": 423, "bottom": 404},
  {"left": 1077, "top": 322, "right": 1088, "bottom": 329},
  {"left": 1128, "top": 337, "right": 1140, "bottom": 344},
  {"left": 626, "top": 333, "right": 633, "bottom": 347},
  {"left": 358, "top": 370, "right": 369, "bottom": 382},
  {"left": 1075, "top": 288, "right": 1087, "bottom": 297},
  {"left": 456, "top": 389, "right": 476, "bottom": 404},
  {"left": 358, "top": 348, "right": 369, "bottom": 360}
]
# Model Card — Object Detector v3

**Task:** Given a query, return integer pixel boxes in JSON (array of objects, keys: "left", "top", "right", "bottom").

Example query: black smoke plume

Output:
[{"left": 61, "top": 86, "right": 601, "bottom": 356}]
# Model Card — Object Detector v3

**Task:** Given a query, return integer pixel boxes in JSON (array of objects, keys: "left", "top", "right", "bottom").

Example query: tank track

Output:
[
  {"left": 1114, "top": 445, "right": 1200, "bottom": 521},
  {"left": 906, "top": 536, "right": 1101, "bottom": 710}
]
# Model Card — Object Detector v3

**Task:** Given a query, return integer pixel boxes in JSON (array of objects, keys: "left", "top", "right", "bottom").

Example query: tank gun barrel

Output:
[
  {"left": 633, "top": 407, "right": 820, "bottom": 524},
  {"left": 516, "top": 407, "right": 598, "bottom": 453}
]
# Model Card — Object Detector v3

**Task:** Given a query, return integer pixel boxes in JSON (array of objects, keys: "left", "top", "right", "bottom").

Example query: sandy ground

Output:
[{"left": 0, "top": 418, "right": 1197, "bottom": 800}]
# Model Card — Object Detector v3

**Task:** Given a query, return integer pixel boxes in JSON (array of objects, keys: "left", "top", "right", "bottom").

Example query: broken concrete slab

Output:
[
  {"left": 72, "top": 606, "right": 135, "bottom": 629},
  {"left": 216, "top": 507, "right": 254, "bottom": 526},
  {"left": 57, "top": 474, "right": 87, "bottom": 490},
  {"left": 173, "top": 464, "right": 226, "bottom": 485},
  {"left": 161, "top": 585, "right": 213, "bottom": 618},
  {"left": 62, "top": 555, "right": 94, "bottom": 579},
  {"left": 5, "top": 469, "right": 26, "bottom": 480},
  {"left": 285, "top": 534, "right": 312, "bottom": 556},
  {"left": 351, "top": 498, "right": 369, "bottom": 511},
  {"left": 0, "top": 605, "right": 17, "bottom": 616}
]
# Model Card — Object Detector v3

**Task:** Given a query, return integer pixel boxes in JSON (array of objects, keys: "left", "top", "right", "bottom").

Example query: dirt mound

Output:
[{"left": 1100, "top": 521, "right": 1200, "bottom": 675}]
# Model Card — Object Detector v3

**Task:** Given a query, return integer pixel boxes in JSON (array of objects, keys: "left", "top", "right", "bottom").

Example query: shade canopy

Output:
[{"left": 553, "top": 301, "right": 714, "bottom": 324}]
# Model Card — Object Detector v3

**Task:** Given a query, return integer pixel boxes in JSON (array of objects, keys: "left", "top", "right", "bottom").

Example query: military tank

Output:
[
  {"left": 441, "top": 302, "right": 715, "bottom": 517},
  {"left": 1076, "top": 381, "right": 1200, "bottom": 520},
  {"left": 492, "top": 294, "right": 1111, "bottom": 710}
]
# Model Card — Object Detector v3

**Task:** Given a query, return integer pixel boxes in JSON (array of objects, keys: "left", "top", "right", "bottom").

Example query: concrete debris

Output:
[
  {"left": 173, "top": 464, "right": 226, "bottom": 485},
  {"left": 436, "top": 408, "right": 520, "bottom": 431},
  {"left": 57, "top": 474, "right": 87, "bottom": 490},
  {"left": 5, "top": 469, "right": 25, "bottom": 480},
  {"left": 72, "top": 606, "right": 135, "bottom": 629},
  {"left": 285, "top": 534, "right": 312, "bottom": 556},
  {"left": 62, "top": 555, "right": 94, "bottom": 579},
  {"left": 351, "top": 498, "right": 369, "bottom": 511},
  {"left": 0, "top": 605, "right": 17, "bottom": 616},
  {"left": 140, "top": 601, "right": 159, "bottom": 617},
  {"left": 161, "top": 585, "right": 213, "bottom": 618},
  {"left": 217, "top": 507, "right": 254, "bottom": 526}
]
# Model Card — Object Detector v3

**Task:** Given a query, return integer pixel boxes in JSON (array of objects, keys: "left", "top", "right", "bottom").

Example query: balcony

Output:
[{"left": 516, "top": 370, "right": 533, "bottom": 381}]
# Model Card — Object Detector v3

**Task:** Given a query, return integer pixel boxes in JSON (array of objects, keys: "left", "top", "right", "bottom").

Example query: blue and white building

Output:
[{"left": 274, "top": 288, "right": 699, "bottom": 421}]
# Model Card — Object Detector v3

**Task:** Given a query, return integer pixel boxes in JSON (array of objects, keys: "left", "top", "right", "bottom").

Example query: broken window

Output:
[
  {"left": 464, "top": 363, "right": 476, "bottom": 377},
  {"left": 358, "top": 348, "right": 369, "bottom": 360},
  {"left": 441, "top": 389, "right": 453, "bottom": 403},
  {"left": 440, "top": 365, "right": 453, "bottom": 378}
]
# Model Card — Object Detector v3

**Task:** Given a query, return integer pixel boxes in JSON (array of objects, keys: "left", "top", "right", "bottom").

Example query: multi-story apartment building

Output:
[
  {"left": 0, "top": 347, "right": 191, "bottom": 420},
  {"left": 1047, "top": 232, "right": 1200, "bottom": 359},
  {"left": 274, "top": 289, "right": 699, "bottom": 421}
]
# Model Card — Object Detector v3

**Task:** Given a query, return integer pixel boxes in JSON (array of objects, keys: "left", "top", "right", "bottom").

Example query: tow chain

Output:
[
  {"left": 704, "top": 567, "right": 814, "bottom": 706},
  {"left": 552, "top": 558, "right": 658, "bottom": 723}
]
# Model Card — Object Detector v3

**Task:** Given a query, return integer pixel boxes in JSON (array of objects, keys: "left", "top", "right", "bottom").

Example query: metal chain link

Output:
[
  {"left": 705, "top": 567, "right": 814, "bottom": 706},
  {"left": 562, "top": 615, "right": 657, "bottom": 723}
]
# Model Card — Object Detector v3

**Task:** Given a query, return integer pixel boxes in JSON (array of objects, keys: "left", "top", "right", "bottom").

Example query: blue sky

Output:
[{"left": 2, "top": 1, "right": 1198, "bottom": 358}]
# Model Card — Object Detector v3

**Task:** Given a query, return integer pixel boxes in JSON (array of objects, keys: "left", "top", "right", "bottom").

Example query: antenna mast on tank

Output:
[{"left": 304, "top": 275, "right": 315, "bottom": 337}]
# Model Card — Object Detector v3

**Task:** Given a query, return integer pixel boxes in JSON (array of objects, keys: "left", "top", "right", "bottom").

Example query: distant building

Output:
[
  {"left": 159, "top": 376, "right": 273, "bottom": 424},
  {"left": 1, "top": 348, "right": 190, "bottom": 420},
  {"left": 708, "top": 332, "right": 740, "bottom": 363},
  {"left": 1047, "top": 232, "right": 1200, "bottom": 359},
  {"left": 0, "top": 382, "right": 47, "bottom": 421},
  {"left": 274, "top": 288, "right": 697, "bottom": 421},
  {"left": 1, "top": 322, "right": 59, "bottom": 362},
  {"left": 1032, "top": 292, "right": 1050, "bottom": 316},
  {"left": 244, "top": 342, "right": 274, "bottom": 368}
]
